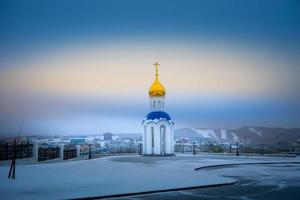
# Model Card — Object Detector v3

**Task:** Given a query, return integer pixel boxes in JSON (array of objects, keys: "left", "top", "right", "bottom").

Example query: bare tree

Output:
[{"left": 8, "top": 120, "right": 23, "bottom": 179}]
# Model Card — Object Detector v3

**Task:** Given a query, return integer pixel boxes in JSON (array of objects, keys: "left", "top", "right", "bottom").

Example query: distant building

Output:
[
  {"left": 112, "top": 135, "right": 119, "bottom": 140},
  {"left": 103, "top": 132, "right": 113, "bottom": 141},
  {"left": 70, "top": 138, "right": 85, "bottom": 145}
]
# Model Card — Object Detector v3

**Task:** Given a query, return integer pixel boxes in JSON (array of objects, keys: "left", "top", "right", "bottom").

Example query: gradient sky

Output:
[{"left": 0, "top": 0, "right": 300, "bottom": 136}]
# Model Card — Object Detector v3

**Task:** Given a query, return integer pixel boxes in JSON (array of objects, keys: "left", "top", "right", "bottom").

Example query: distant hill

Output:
[{"left": 174, "top": 127, "right": 300, "bottom": 144}]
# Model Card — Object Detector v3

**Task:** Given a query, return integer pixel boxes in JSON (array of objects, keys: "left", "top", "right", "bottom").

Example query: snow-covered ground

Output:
[
  {"left": 0, "top": 154, "right": 299, "bottom": 200},
  {"left": 115, "top": 163, "right": 300, "bottom": 200}
]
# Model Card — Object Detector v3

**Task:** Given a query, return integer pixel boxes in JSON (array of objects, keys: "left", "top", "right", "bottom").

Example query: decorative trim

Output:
[{"left": 142, "top": 118, "right": 174, "bottom": 126}]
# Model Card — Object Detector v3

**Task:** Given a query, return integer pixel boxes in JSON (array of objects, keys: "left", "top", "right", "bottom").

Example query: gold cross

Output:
[{"left": 153, "top": 62, "right": 160, "bottom": 79}]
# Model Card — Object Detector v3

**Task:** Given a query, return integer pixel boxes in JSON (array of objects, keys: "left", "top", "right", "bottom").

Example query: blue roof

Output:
[{"left": 146, "top": 111, "right": 171, "bottom": 121}]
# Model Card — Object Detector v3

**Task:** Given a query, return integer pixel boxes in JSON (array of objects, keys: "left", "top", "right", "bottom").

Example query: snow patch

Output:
[
  {"left": 231, "top": 132, "right": 238, "bottom": 142},
  {"left": 192, "top": 128, "right": 219, "bottom": 141},
  {"left": 248, "top": 128, "right": 262, "bottom": 137},
  {"left": 220, "top": 129, "right": 227, "bottom": 140}
]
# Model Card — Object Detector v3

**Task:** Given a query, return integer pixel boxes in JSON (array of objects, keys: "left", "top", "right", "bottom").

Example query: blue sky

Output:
[{"left": 0, "top": 0, "right": 300, "bottom": 136}]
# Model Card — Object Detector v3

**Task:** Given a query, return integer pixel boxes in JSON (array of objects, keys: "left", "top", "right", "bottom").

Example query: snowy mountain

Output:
[{"left": 174, "top": 127, "right": 300, "bottom": 144}]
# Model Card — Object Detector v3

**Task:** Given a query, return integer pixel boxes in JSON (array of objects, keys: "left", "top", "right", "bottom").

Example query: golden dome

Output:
[
  {"left": 149, "top": 78, "right": 166, "bottom": 96},
  {"left": 149, "top": 62, "right": 166, "bottom": 97}
]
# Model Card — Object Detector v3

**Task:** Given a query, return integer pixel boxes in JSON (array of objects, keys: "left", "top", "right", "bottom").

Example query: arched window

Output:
[
  {"left": 160, "top": 125, "right": 166, "bottom": 154},
  {"left": 151, "top": 126, "right": 154, "bottom": 148}
]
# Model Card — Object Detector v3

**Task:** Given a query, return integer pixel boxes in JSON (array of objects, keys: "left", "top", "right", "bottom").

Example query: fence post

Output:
[
  {"left": 236, "top": 141, "right": 239, "bottom": 156},
  {"left": 20, "top": 141, "right": 22, "bottom": 159},
  {"left": 88, "top": 144, "right": 92, "bottom": 159},
  {"left": 60, "top": 144, "right": 64, "bottom": 160},
  {"left": 33, "top": 140, "right": 39, "bottom": 163},
  {"left": 6, "top": 143, "right": 9, "bottom": 160},
  {"left": 192, "top": 142, "right": 195, "bottom": 155},
  {"left": 139, "top": 143, "right": 142, "bottom": 155},
  {"left": 26, "top": 140, "right": 30, "bottom": 157},
  {"left": 76, "top": 145, "right": 81, "bottom": 159}
]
